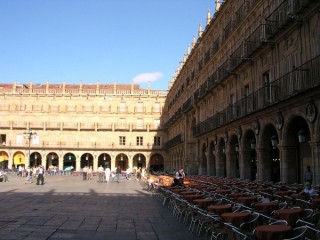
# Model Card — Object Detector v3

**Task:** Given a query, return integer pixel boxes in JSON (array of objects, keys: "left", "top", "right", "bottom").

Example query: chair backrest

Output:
[
  {"left": 278, "top": 201, "right": 288, "bottom": 209},
  {"left": 240, "top": 212, "right": 260, "bottom": 232},
  {"left": 269, "top": 220, "right": 288, "bottom": 225},
  {"left": 283, "top": 226, "right": 307, "bottom": 240},
  {"left": 232, "top": 205, "right": 241, "bottom": 213},
  {"left": 301, "top": 208, "right": 314, "bottom": 220}
]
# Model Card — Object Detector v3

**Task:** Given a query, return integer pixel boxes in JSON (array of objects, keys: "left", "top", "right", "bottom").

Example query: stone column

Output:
[{"left": 76, "top": 156, "right": 81, "bottom": 171}]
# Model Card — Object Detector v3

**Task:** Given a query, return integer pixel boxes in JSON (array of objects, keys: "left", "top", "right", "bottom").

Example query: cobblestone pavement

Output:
[{"left": 0, "top": 174, "right": 205, "bottom": 240}]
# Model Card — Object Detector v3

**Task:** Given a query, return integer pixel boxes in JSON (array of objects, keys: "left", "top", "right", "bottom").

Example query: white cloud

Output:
[{"left": 132, "top": 72, "right": 163, "bottom": 83}]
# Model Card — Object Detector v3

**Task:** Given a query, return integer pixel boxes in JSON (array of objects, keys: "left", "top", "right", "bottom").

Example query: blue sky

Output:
[{"left": 0, "top": 0, "right": 216, "bottom": 90}]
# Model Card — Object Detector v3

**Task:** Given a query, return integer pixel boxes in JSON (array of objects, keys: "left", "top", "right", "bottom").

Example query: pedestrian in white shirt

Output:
[{"left": 105, "top": 167, "right": 111, "bottom": 183}]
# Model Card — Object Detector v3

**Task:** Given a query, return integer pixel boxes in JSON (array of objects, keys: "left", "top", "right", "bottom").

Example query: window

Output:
[
  {"left": 229, "top": 94, "right": 236, "bottom": 117},
  {"left": 136, "top": 102, "right": 144, "bottom": 112},
  {"left": 136, "top": 118, "right": 144, "bottom": 129},
  {"left": 0, "top": 134, "right": 6, "bottom": 146},
  {"left": 244, "top": 85, "right": 250, "bottom": 112},
  {"left": 119, "top": 102, "right": 126, "bottom": 112},
  {"left": 154, "top": 136, "right": 160, "bottom": 146},
  {"left": 263, "top": 72, "right": 272, "bottom": 103},
  {"left": 153, "top": 102, "right": 161, "bottom": 112},
  {"left": 154, "top": 119, "right": 160, "bottom": 128},
  {"left": 16, "top": 134, "right": 23, "bottom": 145},
  {"left": 136, "top": 136, "right": 143, "bottom": 146},
  {"left": 119, "top": 136, "right": 126, "bottom": 145},
  {"left": 119, "top": 118, "right": 127, "bottom": 128}
]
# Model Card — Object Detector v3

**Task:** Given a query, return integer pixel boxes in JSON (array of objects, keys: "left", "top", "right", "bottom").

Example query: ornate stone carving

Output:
[
  {"left": 275, "top": 113, "right": 284, "bottom": 130},
  {"left": 253, "top": 120, "right": 260, "bottom": 135},
  {"left": 306, "top": 102, "right": 317, "bottom": 123}
]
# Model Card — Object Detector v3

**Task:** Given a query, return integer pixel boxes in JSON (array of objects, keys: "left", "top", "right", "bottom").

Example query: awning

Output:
[
  {"left": 13, "top": 154, "right": 25, "bottom": 165},
  {"left": 0, "top": 154, "right": 8, "bottom": 162}
]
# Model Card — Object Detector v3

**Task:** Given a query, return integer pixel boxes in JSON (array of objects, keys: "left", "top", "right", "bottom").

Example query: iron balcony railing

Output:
[
  {"left": 165, "top": 134, "right": 182, "bottom": 149},
  {"left": 193, "top": 54, "right": 320, "bottom": 137}
]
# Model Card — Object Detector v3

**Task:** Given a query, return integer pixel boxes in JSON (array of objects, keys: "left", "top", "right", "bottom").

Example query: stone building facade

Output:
[
  {"left": 1, "top": 0, "right": 320, "bottom": 185},
  {"left": 165, "top": 0, "right": 320, "bottom": 184},
  {"left": 0, "top": 82, "right": 167, "bottom": 172}
]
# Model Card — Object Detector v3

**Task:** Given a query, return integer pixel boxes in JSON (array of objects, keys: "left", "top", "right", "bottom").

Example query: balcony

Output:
[
  {"left": 193, "top": 54, "right": 320, "bottom": 137},
  {"left": 165, "top": 134, "right": 182, "bottom": 149},
  {"left": 96, "top": 123, "right": 112, "bottom": 131}
]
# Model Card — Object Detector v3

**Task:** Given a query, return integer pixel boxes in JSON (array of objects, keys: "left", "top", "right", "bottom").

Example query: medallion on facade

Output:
[
  {"left": 306, "top": 102, "right": 317, "bottom": 123},
  {"left": 275, "top": 113, "right": 284, "bottom": 130}
]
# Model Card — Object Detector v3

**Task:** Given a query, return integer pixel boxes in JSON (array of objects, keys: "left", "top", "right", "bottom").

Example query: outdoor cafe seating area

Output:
[{"left": 150, "top": 175, "right": 320, "bottom": 240}]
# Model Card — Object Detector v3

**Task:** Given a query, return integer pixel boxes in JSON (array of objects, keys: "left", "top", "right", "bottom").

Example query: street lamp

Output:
[{"left": 23, "top": 129, "right": 37, "bottom": 167}]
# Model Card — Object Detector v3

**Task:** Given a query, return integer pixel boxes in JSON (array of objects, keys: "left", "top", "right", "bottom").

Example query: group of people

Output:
[
  {"left": 82, "top": 166, "right": 93, "bottom": 180},
  {"left": 300, "top": 165, "right": 318, "bottom": 198},
  {"left": 24, "top": 165, "right": 45, "bottom": 185}
]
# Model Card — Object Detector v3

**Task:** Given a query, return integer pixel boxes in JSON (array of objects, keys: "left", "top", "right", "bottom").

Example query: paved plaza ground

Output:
[{"left": 0, "top": 174, "right": 204, "bottom": 240}]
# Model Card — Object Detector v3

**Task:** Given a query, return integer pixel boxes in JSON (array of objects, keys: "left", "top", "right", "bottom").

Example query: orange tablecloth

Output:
[
  {"left": 184, "top": 194, "right": 203, "bottom": 203},
  {"left": 221, "top": 212, "right": 250, "bottom": 227},
  {"left": 207, "top": 204, "right": 232, "bottom": 215},
  {"left": 272, "top": 208, "right": 304, "bottom": 226},
  {"left": 254, "top": 202, "right": 279, "bottom": 214},
  {"left": 255, "top": 225, "right": 292, "bottom": 240},
  {"left": 193, "top": 198, "right": 213, "bottom": 209}
]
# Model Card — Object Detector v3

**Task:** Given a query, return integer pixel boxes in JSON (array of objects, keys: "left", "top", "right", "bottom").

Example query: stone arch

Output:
[
  {"left": 259, "top": 123, "right": 279, "bottom": 182},
  {"left": 149, "top": 153, "right": 164, "bottom": 172},
  {"left": 282, "top": 115, "right": 311, "bottom": 183}
]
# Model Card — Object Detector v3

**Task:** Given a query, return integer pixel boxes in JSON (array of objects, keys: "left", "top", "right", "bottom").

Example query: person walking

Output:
[
  {"left": 116, "top": 166, "right": 121, "bottom": 183},
  {"left": 125, "top": 167, "right": 131, "bottom": 180},
  {"left": 105, "top": 166, "right": 111, "bottom": 183},
  {"left": 36, "top": 165, "right": 45, "bottom": 185},
  {"left": 87, "top": 166, "right": 93, "bottom": 180},
  {"left": 97, "top": 165, "right": 104, "bottom": 182},
  {"left": 25, "top": 166, "right": 33, "bottom": 184},
  {"left": 304, "top": 165, "right": 313, "bottom": 185},
  {"left": 82, "top": 166, "right": 88, "bottom": 180}
]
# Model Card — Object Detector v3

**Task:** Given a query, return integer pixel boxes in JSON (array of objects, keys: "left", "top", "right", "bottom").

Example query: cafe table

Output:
[
  {"left": 215, "top": 189, "right": 231, "bottom": 195},
  {"left": 184, "top": 194, "right": 203, "bottom": 203},
  {"left": 179, "top": 191, "right": 197, "bottom": 196},
  {"left": 255, "top": 224, "right": 292, "bottom": 240},
  {"left": 254, "top": 202, "right": 279, "bottom": 214},
  {"left": 236, "top": 196, "right": 257, "bottom": 206},
  {"left": 220, "top": 211, "right": 251, "bottom": 227},
  {"left": 273, "top": 191, "right": 290, "bottom": 197},
  {"left": 193, "top": 198, "right": 213, "bottom": 209},
  {"left": 272, "top": 208, "right": 304, "bottom": 226},
  {"left": 312, "top": 198, "right": 320, "bottom": 209},
  {"left": 228, "top": 192, "right": 247, "bottom": 199},
  {"left": 207, "top": 204, "right": 232, "bottom": 215},
  {"left": 290, "top": 193, "right": 307, "bottom": 200},
  {"left": 172, "top": 188, "right": 186, "bottom": 194}
]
